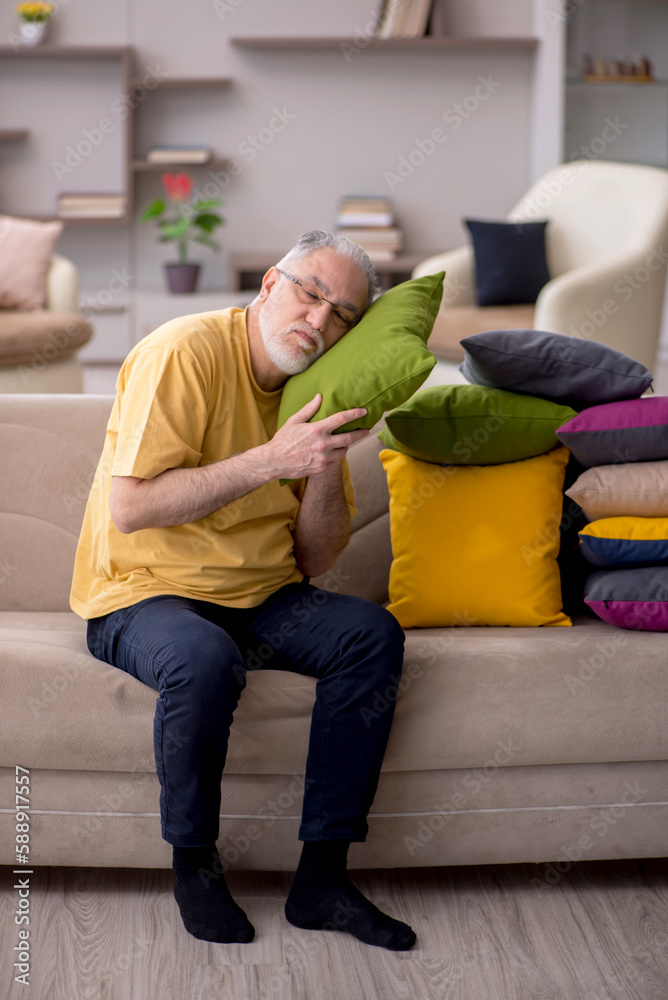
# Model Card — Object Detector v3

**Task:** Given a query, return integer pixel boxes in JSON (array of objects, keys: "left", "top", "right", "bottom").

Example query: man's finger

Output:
[
  {"left": 318, "top": 406, "right": 368, "bottom": 432},
  {"left": 285, "top": 393, "right": 323, "bottom": 424},
  {"left": 327, "top": 428, "right": 370, "bottom": 449}
]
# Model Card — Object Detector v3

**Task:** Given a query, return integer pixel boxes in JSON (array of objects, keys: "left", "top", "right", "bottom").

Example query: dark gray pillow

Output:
[
  {"left": 459, "top": 329, "right": 653, "bottom": 410},
  {"left": 464, "top": 219, "right": 550, "bottom": 306}
]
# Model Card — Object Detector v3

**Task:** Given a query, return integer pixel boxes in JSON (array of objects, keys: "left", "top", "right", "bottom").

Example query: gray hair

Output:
[{"left": 275, "top": 230, "right": 381, "bottom": 308}]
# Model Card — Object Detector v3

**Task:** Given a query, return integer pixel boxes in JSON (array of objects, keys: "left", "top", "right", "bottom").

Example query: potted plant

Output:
[
  {"left": 139, "top": 172, "right": 224, "bottom": 294},
  {"left": 16, "top": 2, "right": 54, "bottom": 45}
]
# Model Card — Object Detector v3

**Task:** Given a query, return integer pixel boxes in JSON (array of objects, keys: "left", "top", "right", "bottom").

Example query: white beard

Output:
[{"left": 259, "top": 313, "right": 326, "bottom": 375}]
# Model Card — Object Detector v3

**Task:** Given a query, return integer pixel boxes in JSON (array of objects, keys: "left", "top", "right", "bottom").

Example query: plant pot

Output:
[
  {"left": 163, "top": 262, "right": 201, "bottom": 294},
  {"left": 19, "top": 21, "right": 48, "bottom": 46}
]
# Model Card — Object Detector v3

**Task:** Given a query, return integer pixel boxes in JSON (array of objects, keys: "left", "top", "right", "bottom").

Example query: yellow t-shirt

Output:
[{"left": 70, "top": 306, "right": 356, "bottom": 619}]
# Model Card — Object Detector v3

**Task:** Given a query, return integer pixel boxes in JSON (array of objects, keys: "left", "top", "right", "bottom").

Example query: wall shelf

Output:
[
  {"left": 0, "top": 129, "right": 28, "bottom": 141},
  {"left": 230, "top": 36, "right": 539, "bottom": 51},
  {"left": 0, "top": 45, "right": 131, "bottom": 58},
  {"left": 129, "top": 76, "right": 232, "bottom": 89},
  {"left": 131, "top": 159, "right": 231, "bottom": 172}
]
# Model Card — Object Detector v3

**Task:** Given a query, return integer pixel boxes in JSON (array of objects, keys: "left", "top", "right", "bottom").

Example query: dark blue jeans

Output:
[{"left": 86, "top": 582, "right": 405, "bottom": 847}]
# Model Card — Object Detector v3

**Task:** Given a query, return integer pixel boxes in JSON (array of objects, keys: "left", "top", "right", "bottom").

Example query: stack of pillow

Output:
[
  {"left": 377, "top": 328, "right": 656, "bottom": 630},
  {"left": 557, "top": 397, "right": 668, "bottom": 631}
]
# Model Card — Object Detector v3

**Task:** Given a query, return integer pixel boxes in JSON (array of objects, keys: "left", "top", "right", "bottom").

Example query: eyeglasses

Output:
[{"left": 276, "top": 268, "right": 359, "bottom": 331}]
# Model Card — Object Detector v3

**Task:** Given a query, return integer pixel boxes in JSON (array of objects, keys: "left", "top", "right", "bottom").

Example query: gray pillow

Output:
[{"left": 459, "top": 329, "right": 653, "bottom": 410}]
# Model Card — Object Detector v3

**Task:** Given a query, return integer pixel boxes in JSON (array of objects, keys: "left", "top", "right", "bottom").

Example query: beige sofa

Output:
[{"left": 1, "top": 393, "right": 666, "bottom": 873}]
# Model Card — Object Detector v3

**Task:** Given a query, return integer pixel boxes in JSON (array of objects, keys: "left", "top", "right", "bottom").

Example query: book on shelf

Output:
[
  {"left": 335, "top": 227, "right": 403, "bottom": 260},
  {"left": 375, "top": 0, "right": 434, "bottom": 39},
  {"left": 57, "top": 193, "right": 126, "bottom": 218},
  {"left": 145, "top": 146, "right": 213, "bottom": 164},
  {"left": 336, "top": 195, "right": 394, "bottom": 228}
]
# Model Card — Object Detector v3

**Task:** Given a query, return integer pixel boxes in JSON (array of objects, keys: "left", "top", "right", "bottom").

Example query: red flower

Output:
[{"left": 162, "top": 172, "right": 194, "bottom": 202}]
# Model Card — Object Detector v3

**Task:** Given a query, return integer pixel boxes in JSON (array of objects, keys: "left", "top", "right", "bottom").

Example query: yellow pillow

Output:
[{"left": 379, "top": 446, "right": 572, "bottom": 628}]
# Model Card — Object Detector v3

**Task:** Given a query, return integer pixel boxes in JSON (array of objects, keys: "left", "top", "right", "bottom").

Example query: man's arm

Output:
[
  {"left": 110, "top": 394, "right": 367, "bottom": 534},
  {"left": 292, "top": 460, "right": 353, "bottom": 578}
]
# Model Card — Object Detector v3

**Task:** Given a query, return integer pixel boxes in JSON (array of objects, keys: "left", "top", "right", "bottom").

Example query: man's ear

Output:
[{"left": 258, "top": 266, "right": 280, "bottom": 302}]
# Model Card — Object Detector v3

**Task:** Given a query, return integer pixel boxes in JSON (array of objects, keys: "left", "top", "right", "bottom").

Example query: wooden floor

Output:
[{"left": 2, "top": 858, "right": 667, "bottom": 999}]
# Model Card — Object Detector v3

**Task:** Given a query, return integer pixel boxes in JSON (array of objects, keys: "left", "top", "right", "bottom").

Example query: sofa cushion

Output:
[
  {"left": 0, "top": 310, "right": 93, "bottom": 367},
  {"left": 427, "top": 304, "right": 535, "bottom": 363},
  {"left": 2, "top": 611, "right": 667, "bottom": 777},
  {"left": 464, "top": 218, "right": 551, "bottom": 306},
  {"left": 0, "top": 215, "right": 63, "bottom": 310},
  {"left": 556, "top": 397, "right": 668, "bottom": 467},
  {"left": 566, "top": 460, "right": 668, "bottom": 521},
  {"left": 379, "top": 446, "right": 571, "bottom": 628},
  {"left": 459, "top": 329, "right": 654, "bottom": 409},
  {"left": 378, "top": 384, "right": 576, "bottom": 465},
  {"left": 579, "top": 517, "right": 668, "bottom": 568},
  {"left": 584, "top": 567, "right": 668, "bottom": 631},
  {"left": 0, "top": 394, "right": 113, "bottom": 612}
]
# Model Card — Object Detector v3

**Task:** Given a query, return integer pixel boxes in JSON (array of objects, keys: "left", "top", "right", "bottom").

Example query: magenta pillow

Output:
[
  {"left": 584, "top": 567, "right": 668, "bottom": 631},
  {"left": 556, "top": 396, "right": 668, "bottom": 467}
]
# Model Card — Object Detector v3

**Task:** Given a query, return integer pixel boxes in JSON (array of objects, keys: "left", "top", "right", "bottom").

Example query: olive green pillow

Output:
[
  {"left": 277, "top": 272, "right": 443, "bottom": 437},
  {"left": 378, "top": 384, "right": 577, "bottom": 464}
]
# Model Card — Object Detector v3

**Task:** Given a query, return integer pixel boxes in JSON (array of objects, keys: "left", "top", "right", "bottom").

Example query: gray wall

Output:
[{"left": 0, "top": 0, "right": 539, "bottom": 301}]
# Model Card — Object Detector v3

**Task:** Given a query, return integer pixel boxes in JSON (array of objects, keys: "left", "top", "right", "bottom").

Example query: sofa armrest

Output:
[
  {"left": 534, "top": 248, "right": 667, "bottom": 370},
  {"left": 412, "top": 245, "right": 476, "bottom": 309},
  {"left": 45, "top": 254, "right": 79, "bottom": 313}
]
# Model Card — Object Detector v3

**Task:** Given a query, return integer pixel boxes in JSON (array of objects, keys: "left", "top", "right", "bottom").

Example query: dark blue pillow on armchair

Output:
[{"left": 464, "top": 218, "right": 551, "bottom": 307}]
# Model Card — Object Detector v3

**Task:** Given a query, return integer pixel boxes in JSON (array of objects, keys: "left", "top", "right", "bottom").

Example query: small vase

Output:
[
  {"left": 164, "top": 262, "right": 201, "bottom": 294},
  {"left": 19, "top": 21, "right": 48, "bottom": 46}
]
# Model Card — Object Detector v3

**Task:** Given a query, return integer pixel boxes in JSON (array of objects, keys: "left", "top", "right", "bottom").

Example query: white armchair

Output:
[
  {"left": 45, "top": 252, "right": 80, "bottom": 312},
  {"left": 413, "top": 160, "right": 668, "bottom": 372}
]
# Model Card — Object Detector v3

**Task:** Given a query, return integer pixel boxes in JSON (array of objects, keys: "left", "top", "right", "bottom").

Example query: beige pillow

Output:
[
  {"left": 0, "top": 216, "right": 63, "bottom": 311},
  {"left": 566, "top": 460, "right": 668, "bottom": 520}
]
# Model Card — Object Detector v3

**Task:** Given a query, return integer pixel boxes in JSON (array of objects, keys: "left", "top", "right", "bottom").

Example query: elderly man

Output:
[{"left": 70, "top": 230, "right": 415, "bottom": 950}]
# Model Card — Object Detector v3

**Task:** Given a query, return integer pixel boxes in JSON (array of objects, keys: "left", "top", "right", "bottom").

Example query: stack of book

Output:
[
  {"left": 57, "top": 193, "right": 127, "bottom": 219},
  {"left": 335, "top": 196, "right": 403, "bottom": 261},
  {"left": 375, "top": 0, "right": 435, "bottom": 39},
  {"left": 145, "top": 146, "right": 212, "bottom": 165}
]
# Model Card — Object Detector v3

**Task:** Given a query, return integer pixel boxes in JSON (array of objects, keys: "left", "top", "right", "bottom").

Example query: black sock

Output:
[
  {"left": 285, "top": 840, "right": 416, "bottom": 951},
  {"left": 172, "top": 844, "right": 255, "bottom": 944}
]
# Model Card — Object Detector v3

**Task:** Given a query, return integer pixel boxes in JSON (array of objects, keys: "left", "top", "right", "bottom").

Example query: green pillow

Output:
[
  {"left": 378, "top": 384, "right": 577, "bottom": 465},
  {"left": 277, "top": 272, "right": 443, "bottom": 437}
]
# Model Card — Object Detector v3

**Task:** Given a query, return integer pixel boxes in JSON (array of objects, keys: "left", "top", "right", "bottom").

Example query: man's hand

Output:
[{"left": 263, "top": 394, "right": 369, "bottom": 481}]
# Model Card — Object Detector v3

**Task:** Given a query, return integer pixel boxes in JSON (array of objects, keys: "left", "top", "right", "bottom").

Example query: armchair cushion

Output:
[
  {"left": 464, "top": 219, "right": 550, "bottom": 307},
  {"left": 0, "top": 215, "right": 63, "bottom": 311},
  {"left": 0, "top": 311, "right": 93, "bottom": 367},
  {"left": 428, "top": 304, "right": 534, "bottom": 362}
]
